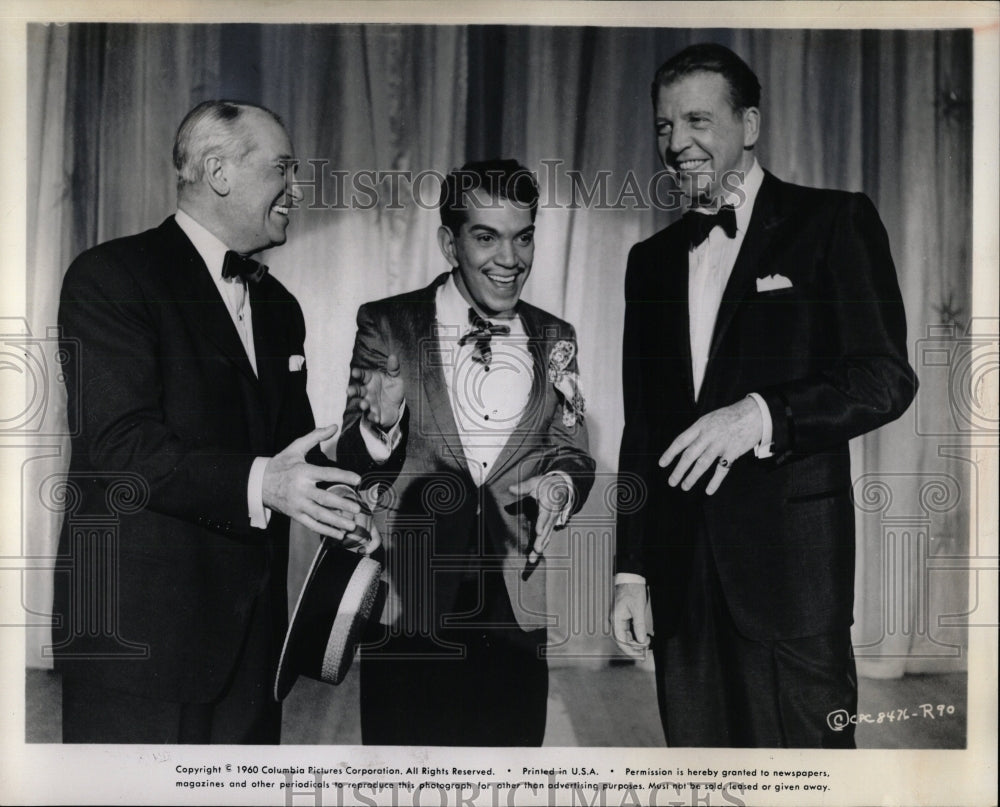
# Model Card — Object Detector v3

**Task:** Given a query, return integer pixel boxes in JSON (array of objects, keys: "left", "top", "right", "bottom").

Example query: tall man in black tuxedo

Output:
[
  {"left": 337, "top": 160, "right": 595, "bottom": 745},
  {"left": 612, "top": 45, "right": 918, "bottom": 747},
  {"left": 55, "top": 101, "right": 362, "bottom": 743}
]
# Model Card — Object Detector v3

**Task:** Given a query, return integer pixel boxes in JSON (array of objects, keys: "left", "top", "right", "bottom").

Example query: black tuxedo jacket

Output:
[
  {"left": 616, "top": 172, "right": 917, "bottom": 641},
  {"left": 53, "top": 217, "right": 317, "bottom": 703},
  {"left": 337, "top": 273, "right": 596, "bottom": 633}
]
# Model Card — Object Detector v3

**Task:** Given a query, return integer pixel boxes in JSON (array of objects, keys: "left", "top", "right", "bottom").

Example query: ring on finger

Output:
[{"left": 718, "top": 457, "right": 730, "bottom": 469}]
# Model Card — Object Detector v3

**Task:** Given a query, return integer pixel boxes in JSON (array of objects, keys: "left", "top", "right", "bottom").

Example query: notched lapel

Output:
[{"left": 415, "top": 280, "right": 471, "bottom": 475}]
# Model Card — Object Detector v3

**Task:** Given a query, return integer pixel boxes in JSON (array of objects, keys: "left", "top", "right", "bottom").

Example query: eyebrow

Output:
[
  {"left": 655, "top": 109, "right": 714, "bottom": 122},
  {"left": 467, "top": 223, "right": 536, "bottom": 236}
]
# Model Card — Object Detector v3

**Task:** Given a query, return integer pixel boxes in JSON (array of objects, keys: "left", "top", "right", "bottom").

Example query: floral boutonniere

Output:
[{"left": 547, "top": 339, "right": 586, "bottom": 427}]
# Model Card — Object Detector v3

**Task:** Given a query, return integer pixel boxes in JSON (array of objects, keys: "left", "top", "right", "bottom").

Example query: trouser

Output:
[
  {"left": 360, "top": 568, "right": 548, "bottom": 746},
  {"left": 651, "top": 533, "right": 857, "bottom": 748}
]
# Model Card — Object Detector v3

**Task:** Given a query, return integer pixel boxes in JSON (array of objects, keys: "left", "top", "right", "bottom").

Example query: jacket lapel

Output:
[
  {"left": 415, "top": 275, "right": 470, "bottom": 473},
  {"left": 661, "top": 228, "right": 696, "bottom": 405},
  {"left": 158, "top": 218, "right": 260, "bottom": 386},
  {"left": 248, "top": 281, "right": 288, "bottom": 438},
  {"left": 703, "top": 173, "right": 785, "bottom": 393}
]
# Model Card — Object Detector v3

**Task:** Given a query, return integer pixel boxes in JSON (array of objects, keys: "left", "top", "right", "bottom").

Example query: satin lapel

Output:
[
  {"left": 415, "top": 276, "right": 469, "bottom": 473},
  {"left": 247, "top": 281, "right": 287, "bottom": 437},
  {"left": 484, "top": 304, "right": 548, "bottom": 486},
  {"left": 158, "top": 218, "right": 259, "bottom": 386},
  {"left": 705, "top": 174, "right": 784, "bottom": 383},
  {"left": 662, "top": 227, "right": 696, "bottom": 405}
]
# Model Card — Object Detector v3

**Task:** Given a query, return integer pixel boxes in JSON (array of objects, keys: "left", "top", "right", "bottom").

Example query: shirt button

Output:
[{"left": 484, "top": 414, "right": 489, "bottom": 421}]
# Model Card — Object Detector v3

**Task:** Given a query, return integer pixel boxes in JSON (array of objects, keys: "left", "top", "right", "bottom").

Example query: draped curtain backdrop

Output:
[{"left": 25, "top": 24, "right": 972, "bottom": 680}]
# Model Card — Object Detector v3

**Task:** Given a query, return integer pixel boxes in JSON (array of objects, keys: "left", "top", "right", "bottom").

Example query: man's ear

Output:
[
  {"left": 437, "top": 225, "right": 459, "bottom": 267},
  {"left": 204, "top": 154, "right": 230, "bottom": 196},
  {"left": 742, "top": 107, "right": 760, "bottom": 150}
]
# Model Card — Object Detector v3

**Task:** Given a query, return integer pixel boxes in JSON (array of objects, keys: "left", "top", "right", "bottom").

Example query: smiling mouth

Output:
[
  {"left": 674, "top": 158, "right": 710, "bottom": 172},
  {"left": 485, "top": 272, "right": 519, "bottom": 288},
  {"left": 271, "top": 204, "right": 290, "bottom": 216}
]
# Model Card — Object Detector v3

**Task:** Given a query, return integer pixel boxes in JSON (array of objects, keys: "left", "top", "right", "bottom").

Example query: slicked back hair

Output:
[
  {"left": 650, "top": 43, "right": 761, "bottom": 113},
  {"left": 173, "top": 100, "right": 284, "bottom": 190}
]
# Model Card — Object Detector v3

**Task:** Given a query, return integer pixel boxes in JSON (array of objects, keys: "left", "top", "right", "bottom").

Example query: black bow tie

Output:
[
  {"left": 222, "top": 250, "right": 269, "bottom": 283},
  {"left": 458, "top": 308, "right": 511, "bottom": 367},
  {"left": 683, "top": 205, "right": 738, "bottom": 247}
]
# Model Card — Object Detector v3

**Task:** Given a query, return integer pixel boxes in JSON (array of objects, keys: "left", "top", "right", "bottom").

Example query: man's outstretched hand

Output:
[
  {"left": 263, "top": 424, "right": 362, "bottom": 539},
  {"left": 508, "top": 473, "right": 572, "bottom": 563},
  {"left": 347, "top": 353, "right": 405, "bottom": 429}
]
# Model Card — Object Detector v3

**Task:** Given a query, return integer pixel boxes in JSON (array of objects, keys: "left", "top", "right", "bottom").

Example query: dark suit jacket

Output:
[
  {"left": 53, "top": 217, "right": 316, "bottom": 703},
  {"left": 616, "top": 172, "right": 917, "bottom": 641},
  {"left": 337, "top": 273, "right": 596, "bottom": 633}
]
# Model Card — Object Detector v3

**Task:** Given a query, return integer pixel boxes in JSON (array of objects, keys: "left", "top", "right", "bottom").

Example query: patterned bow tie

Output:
[
  {"left": 222, "top": 250, "right": 269, "bottom": 283},
  {"left": 458, "top": 308, "right": 510, "bottom": 367},
  {"left": 683, "top": 204, "right": 738, "bottom": 247}
]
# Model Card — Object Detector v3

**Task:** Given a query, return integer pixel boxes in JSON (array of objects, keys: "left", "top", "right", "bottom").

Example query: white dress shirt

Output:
[
  {"left": 366, "top": 273, "right": 574, "bottom": 520},
  {"left": 435, "top": 275, "right": 533, "bottom": 486},
  {"left": 175, "top": 209, "right": 270, "bottom": 529}
]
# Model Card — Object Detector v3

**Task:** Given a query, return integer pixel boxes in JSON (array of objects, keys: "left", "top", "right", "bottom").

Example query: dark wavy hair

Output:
[
  {"left": 438, "top": 159, "right": 540, "bottom": 234},
  {"left": 651, "top": 43, "right": 761, "bottom": 112}
]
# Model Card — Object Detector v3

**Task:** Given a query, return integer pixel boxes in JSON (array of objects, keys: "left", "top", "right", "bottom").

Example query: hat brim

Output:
[{"left": 273, "top": 538, "right": 382, "bottom": 702}]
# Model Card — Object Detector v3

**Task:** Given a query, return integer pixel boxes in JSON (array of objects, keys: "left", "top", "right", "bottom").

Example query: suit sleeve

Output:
[
  {"left": 615, "top": 244, "right": 654, "bottom": 576},
  {"left": 335, "top": 302, "right": 408, "bottom": 485},
  {"left": 58, "top": 248, "right": 260, "bottom": 537},
  {"left": 535, "top": 324, "right": 596, "bottom": 516},
  {"left": 757, "top": 193, "right": 918, "bottom": 458}
]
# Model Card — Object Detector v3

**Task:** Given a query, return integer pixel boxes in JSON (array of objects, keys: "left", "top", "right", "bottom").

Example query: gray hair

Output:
[{"left": 172, "top": 100, "right": 284, "bottom": 189}]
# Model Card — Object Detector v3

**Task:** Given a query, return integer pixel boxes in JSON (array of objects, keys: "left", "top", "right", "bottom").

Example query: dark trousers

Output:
[
  {"left": 651, "top": 535, "right": 857, "bottom": 748},
  {"left": 360, "top": 570, "right": 548, "bottom": 746},
  {"left": 62, "top": 589, "right": 282, "bottom": 744}
]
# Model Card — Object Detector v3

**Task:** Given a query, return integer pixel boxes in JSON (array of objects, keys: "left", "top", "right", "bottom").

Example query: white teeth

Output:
[
  {"left": 678, "top": 160, "right": 706, "bottom": 170},
  {"left": 486, "top": 274, "right": 515, "bottom": 285},
  {"left": 272, "top": 205, "right": 289, "bottom": 215}
]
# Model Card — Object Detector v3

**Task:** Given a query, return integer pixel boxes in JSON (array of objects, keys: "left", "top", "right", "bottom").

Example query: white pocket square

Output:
[
  {"left": 288, "top": 354, "right": 306, "bottom": 372},
  {"left": 756, "top": 274, "right": 794, "bottom": 292}
]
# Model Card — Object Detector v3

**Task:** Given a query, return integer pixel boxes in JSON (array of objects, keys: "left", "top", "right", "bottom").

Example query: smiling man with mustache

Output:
[
  {"left": 55, "top": 101, "right": 361, "bottom": 743},
  {"left": 336, "top": 159, "right": 595, "bottom": 746}
]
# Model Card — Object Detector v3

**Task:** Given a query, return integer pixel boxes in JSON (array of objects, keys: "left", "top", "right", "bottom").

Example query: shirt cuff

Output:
[
  {"left": 248, "top": 456, "right": 272, "bottom": 529},
  {"left": 359, "top": 400, "right": 406, "bottom": 462},
  {"left": 747, "top": 392, "right": 774, "bottom": 459},
  {"left": 615, "top": 573, "right": 647, "bottom": 586},
  {"left": 544, "top": 470, "right": 577, "bottom": 526}
]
